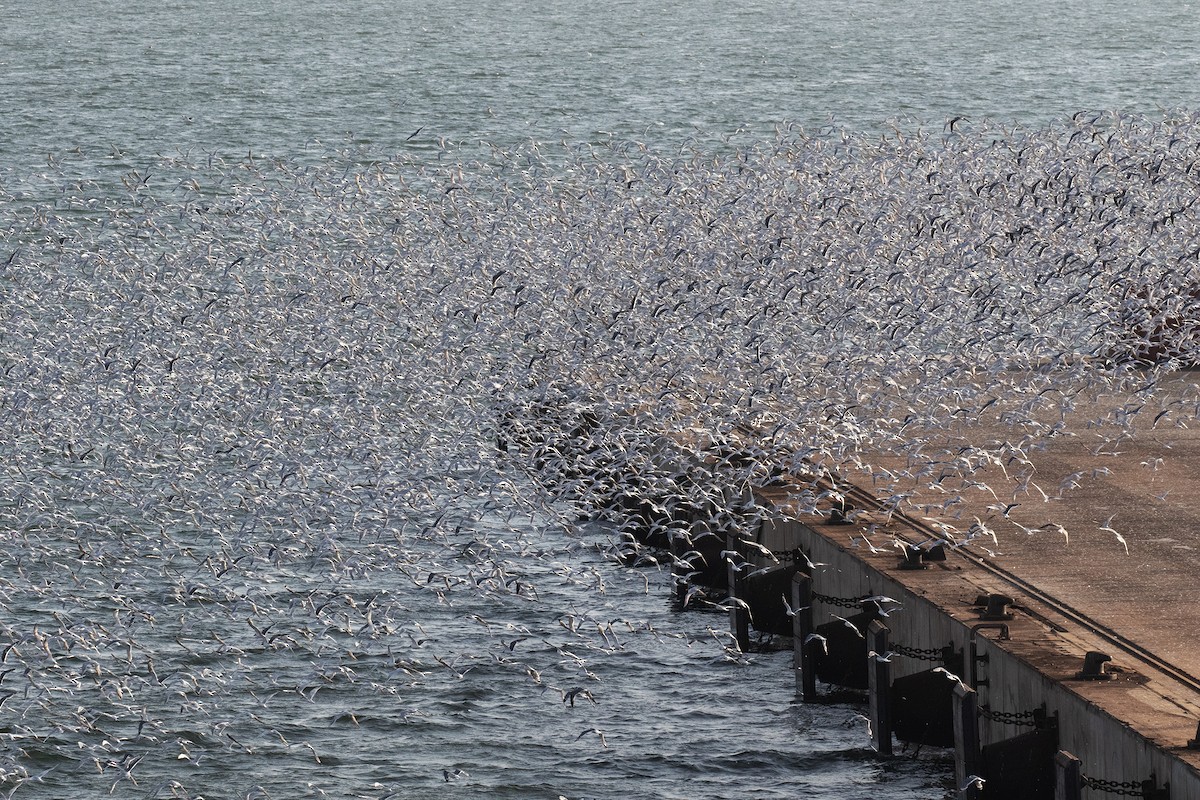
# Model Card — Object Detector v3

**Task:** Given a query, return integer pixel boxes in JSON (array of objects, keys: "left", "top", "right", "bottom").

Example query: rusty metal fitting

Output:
[
  {"left": 897, "top": 544, "right": 927, "bottom": 570},
  {"left": 1074, "top": 650, "right": 1114, "bottom": 680},
  {"left": 978, "top": 593, "right": 1014, "bottom": 620}
]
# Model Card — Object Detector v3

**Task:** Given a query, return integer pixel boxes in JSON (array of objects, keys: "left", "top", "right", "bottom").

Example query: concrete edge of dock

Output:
[{"left": 747, "top": 484, "right": 1200, "bottom": 799}]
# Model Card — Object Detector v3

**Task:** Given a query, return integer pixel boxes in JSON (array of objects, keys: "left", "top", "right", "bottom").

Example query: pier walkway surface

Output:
[
  {"left": 749, "top": 373, "right": 1200, "bottom": 791},
  {"left": 868, "top": 378, "right": 1199, "bottom": 683}
]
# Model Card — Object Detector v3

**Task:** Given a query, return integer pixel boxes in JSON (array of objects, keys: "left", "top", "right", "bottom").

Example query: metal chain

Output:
[
  {"left": 812, "top": 591, "right": 870, "bottom": 609},
  {"left": 978, "top": 706, "right": 1040, "bottom": 726},
  {"left": 762, "top": 548, "right": 871, "bottom": 609},
  {"left": 1080, "top": 774, "right": 1155, "bottom": 796},
  {"left": 891, "top": 643, "right": 944, "bottom": 661}
]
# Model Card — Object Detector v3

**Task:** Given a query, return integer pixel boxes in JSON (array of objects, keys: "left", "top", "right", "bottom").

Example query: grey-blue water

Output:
[
  {"left": 2, "top": 1, "right": 1199, "bottom": 798},
  {"left": 5, "top": 0, "right": 1200, "bottom": 171}
]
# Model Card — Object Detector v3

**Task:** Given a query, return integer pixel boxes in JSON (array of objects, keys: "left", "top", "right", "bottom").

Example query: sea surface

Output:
[
  {"left": 4, "top": 0, "right": 1200, "bottom": 172},
  {"left": 2, "top": 2, "right": 1199, "bottom": 798}
]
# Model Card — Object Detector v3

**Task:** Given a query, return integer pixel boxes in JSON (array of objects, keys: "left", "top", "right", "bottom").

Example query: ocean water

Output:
[
  {"left": 4, "top": 0, "right": 1200, "bottom": 172},
  {"left": 1, "top": 2, "right": 1198, "bottom": 798}
]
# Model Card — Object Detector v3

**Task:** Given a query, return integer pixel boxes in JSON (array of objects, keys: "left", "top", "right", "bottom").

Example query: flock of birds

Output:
[{"left": 1, "top": 110, "right": 1200, "bottom": 796}]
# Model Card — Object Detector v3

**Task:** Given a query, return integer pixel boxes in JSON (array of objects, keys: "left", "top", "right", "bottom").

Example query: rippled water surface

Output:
[
  {"left": 2, "top": 1, "right": 1199, "bottom": 798},
  {"left": 5, "top": 0, "right": 1200, "bottom": 170}
]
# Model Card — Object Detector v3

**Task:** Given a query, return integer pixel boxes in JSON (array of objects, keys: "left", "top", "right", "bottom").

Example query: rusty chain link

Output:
[
  {"left": 811, "top": 591, "right": 871, "bottom": 609},
  {"left": 1080, "top": 774, "right": 1159, "bottom": 797},
  {"left": 890, "top": 643, "right": 944, "bottom": 661},
  {"left": 978, "top": 706, "right": 1041, "bottom": 727}
]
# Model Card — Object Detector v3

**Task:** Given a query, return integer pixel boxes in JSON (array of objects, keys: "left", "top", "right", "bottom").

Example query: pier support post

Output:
[
  {"left": 867, "top": 620, "right": 892, "bottom": 755},
  {"left": 792, "top": 572, "right": 817, "bottom": 702},
  {"left": 953, "top": 683, "right": 982, "bottom": 797},
  {"left": 727, "top": 534, "right": 750, "bottom": 651},
  {"left": 1054, "top": 750, "right": 1082, "bottom": 800},
  {"left": 670, "top": 527, "right": 690, "bottom": 608}
]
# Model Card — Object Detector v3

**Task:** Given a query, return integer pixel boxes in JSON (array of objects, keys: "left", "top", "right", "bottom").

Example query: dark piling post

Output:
[
  {"left": 792, "top": 571, "right": 817, "bottom": 702},
  {"left": 953, "top": 683, "right": 982, "bottom": 797},
  {"left": 726, "top": 533, "right": 750, "bottom": 651},
  {"left": 670, "top": 529, "right": 690, "bottom": 608},
  {"left": 867, "top": 619, "right": 892, "bottom": 755},
  {"left": 1054, "top": 750, "right": 1082, "bottom": 800}
]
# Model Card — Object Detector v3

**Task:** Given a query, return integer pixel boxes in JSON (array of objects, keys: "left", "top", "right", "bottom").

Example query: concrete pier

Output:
[
  {"left": 738, "top": 383, "right": 1200, "bottom": 797},
  {"left": 502, "top": 373, "right": 1200, "bottom": 796},
  {"left": 752, "top": 500, "right": 1200, "bottom": 795}
]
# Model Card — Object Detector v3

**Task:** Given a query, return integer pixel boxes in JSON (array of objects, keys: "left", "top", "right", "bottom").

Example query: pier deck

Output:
[
  {"left": 862, "top": 379, "right": 1200, "bottom": 687},
  {"left": 748, "top": 375, "right": 1200, "bottom": 793}
]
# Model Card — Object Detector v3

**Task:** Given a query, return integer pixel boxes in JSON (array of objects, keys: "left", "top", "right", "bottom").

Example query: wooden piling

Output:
[
  {"left": 953, "top": 683, "right": 981, "bottom": 796},
  {"left": 792, "top": 571, "right": 817, "bottom": 702},
  {"left": 1054, "top": 750, "right": 1082, "bottom": 800},
  {"left": 867, "top": 619, "right": 892, "bottom": 755},
  {"left": 727, "top": 533, "right": 749, "bottom": 651}
]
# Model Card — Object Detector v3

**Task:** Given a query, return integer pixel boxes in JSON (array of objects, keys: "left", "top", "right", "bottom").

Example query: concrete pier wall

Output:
[
  {"left": 753, "top": 514, "right": 1200, "bottom": 797},
  {"left": 502, "top": 398, "right": 1200, "bottom": 796}
]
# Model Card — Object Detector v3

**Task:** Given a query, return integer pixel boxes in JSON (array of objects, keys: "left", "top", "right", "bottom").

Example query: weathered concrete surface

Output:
[
  {"left": 861, "top": 376, "right": 1200, "bottom": 686},
  {"left": 750, "top": 373, "right": 1200, "bottom": 789},
  {"left": 754, "top": 502, "right": 1200, "bottom": 792}
]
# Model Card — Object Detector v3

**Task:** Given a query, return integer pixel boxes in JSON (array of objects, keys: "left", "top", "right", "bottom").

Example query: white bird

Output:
[
  {"left": 1099, "top": 514, "right": 1129, "bottom": 554},
  {"left": 842, "top": 713, "right": 872, "bottom": 736},
  {"left": 562, "top": 686, "right": 596, "bottom": 707},
  {"left": 961, "top": 774, "right": 986, "bottom": 792},
  {"left": 575, "top": 728, "right": 608, "bottom": 748},
  {"left": 1034, "top": 522, "right": 1069, "bottom": 544},
  {"left": 932, "top": 667, "right": 968, "bottom": 690},
  {"left": 829, "top": 613, "right": 864, "bottom": 638}
]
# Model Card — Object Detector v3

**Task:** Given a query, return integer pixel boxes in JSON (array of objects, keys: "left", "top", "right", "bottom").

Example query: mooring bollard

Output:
[
  {"left": 1054, "top": 750, "right": 1082, "bottom": 800},
  {"left": 867, "top": 619, "right": 892, "bottom": 755},
  {"left": 792, "top": 571, "right": 817, "bottom": 702},
  {"left": 953, "top": 682, "right": 982, "bottom": 797}
]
